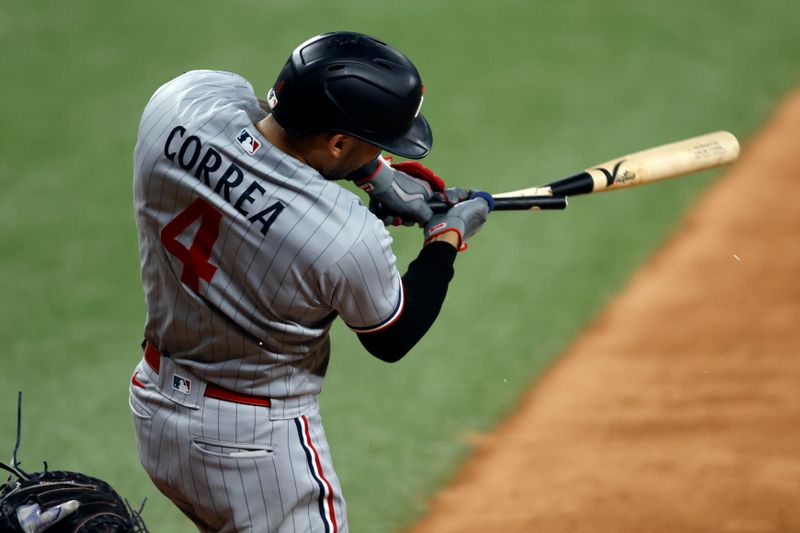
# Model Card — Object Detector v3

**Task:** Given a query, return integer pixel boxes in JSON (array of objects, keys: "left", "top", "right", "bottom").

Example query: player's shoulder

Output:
[
  {"left": 142, "top": 69, "right": 263, "bottom": 126},
  {"left": 148, "top": 70, "right": 257, "bottom": 106},
  {"left": 172, "top": 69, "right": 252, "bottom": 89}
]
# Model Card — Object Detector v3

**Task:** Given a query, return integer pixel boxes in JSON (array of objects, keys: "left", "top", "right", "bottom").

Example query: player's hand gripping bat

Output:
[{"left": 417, "top": 131, "right": 740, "bottom": 214}]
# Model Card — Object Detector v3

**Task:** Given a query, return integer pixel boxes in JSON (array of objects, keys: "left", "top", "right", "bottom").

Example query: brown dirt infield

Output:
[{"left": 408, "top": 92, "right": 800, "bottom": 533}]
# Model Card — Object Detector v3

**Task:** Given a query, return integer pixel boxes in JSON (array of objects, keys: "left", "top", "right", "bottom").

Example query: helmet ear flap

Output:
[{"left": 268, "top": 31, "right": 432, "bottom": 160}]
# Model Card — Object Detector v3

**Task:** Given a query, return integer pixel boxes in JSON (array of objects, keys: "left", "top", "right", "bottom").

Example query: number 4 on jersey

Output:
[{"left": 160, "top": 198, "right": 222, "bottom": 291}]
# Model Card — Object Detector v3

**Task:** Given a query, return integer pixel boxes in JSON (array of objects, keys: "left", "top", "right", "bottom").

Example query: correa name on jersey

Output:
[{"left": 164, "top": 125, "right": 285, "bottom": 236}]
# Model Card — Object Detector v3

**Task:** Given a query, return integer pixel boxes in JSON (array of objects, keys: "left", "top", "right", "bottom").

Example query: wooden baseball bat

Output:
[
  {"left": 427, "top": 195, "right": 567, "bottom": 213},
  {"left": 494, "top": 131, "right": 740, "bottom": 199},
  {"left": 371, "top": 194, "right": 566, "bottom": 220}
]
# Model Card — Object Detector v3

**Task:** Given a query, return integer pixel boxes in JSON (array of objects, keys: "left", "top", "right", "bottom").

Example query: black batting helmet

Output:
[{"left": 267, "top": 31, "right": 432, "bottom": 159}]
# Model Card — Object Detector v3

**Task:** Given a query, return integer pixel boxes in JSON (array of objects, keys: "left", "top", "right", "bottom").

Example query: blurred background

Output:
[{"left": 2, "top": 1, "right": 798, "bottom": 530}]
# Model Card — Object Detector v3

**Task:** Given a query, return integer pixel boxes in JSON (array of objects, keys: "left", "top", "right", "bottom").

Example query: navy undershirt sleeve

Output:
[{"left": 356, "top": 241, "right": 457, "bottom": 362}]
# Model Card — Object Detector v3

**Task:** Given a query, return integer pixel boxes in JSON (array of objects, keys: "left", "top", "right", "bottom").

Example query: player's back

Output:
[{"left": 132, "top": 70, "right": 390, "bottom": 401}]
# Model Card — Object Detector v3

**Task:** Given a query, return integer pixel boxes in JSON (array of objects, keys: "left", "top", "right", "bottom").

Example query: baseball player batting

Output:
[{"left": 129, "top": 31, "right": 492, "bottom": 532}]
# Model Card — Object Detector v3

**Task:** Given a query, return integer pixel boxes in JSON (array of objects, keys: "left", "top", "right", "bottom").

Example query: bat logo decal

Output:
[{"left": 593, "top": 160, "right": 626, "bottom": 186}]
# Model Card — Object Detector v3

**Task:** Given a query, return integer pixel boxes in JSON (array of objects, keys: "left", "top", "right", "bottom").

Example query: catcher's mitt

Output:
[{"left": 1, "top": 393, "right": 148, "bottom": 532}]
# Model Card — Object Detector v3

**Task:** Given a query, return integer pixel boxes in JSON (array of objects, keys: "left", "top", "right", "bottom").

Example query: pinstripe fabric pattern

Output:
[
  {"left": 130, "top": 362, "right": 347, "bottom": 532},
  {"left": 133, "top": 70, "right": 401, "bottom": 405},
  {"left": 129, "top": 70, "right": 398, "bottom": 531}
]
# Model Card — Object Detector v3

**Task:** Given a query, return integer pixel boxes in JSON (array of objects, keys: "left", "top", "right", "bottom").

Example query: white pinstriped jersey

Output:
[{"left": 133, "top": 70, "right": 403, "bottom": 413}]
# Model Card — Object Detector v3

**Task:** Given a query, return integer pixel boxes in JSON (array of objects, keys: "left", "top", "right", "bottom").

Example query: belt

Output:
[{"left": 142, "top": 342, "right": 271, "bottom": 407}]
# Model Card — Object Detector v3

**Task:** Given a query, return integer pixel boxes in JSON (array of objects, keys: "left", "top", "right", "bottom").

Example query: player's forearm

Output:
[{"left": 356, "top": 241, "right": 457, "bottom": 362}]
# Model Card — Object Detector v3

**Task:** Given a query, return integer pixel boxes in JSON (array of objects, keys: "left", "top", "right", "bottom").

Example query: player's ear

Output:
[{"left": 327, "top": 133, "right": 350, "bottom": 159}]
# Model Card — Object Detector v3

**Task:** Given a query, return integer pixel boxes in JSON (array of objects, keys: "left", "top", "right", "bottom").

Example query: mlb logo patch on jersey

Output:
[
  {"left": 172, "top": 374, "right": 192, "bottom": 395},
  {"left": 236, "top": 128, "right": 261, "bottom": 155}
]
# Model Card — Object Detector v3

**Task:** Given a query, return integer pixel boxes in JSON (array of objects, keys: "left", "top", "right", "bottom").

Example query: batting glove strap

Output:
[
  {"left": 389, "top": 161, "right": 446, "bottom": 192},
  {"left": 347, "top": 157, "right": 383, "bottom": 191},
  {"left": 423, "top": 193, "right": 492, "bottom": 252},
  {"left": 349, "top": 156, "right": 435, "bottom": 225},
  {"left": 424, "top": 226, "right": 466, "bottom": 251}
]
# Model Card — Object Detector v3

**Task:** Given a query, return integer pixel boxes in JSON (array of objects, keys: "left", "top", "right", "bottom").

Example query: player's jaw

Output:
[
  {"left": 320, "top": 135, "right": 381, "bottom": 181},
  {"left": 255, "top": 114, "right": 380, "bottom": 180}
]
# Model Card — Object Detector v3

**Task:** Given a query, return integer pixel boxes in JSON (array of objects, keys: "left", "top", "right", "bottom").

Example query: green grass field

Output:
[{"left": 2, "top": 1, "right": 798, "bottom": 530}]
